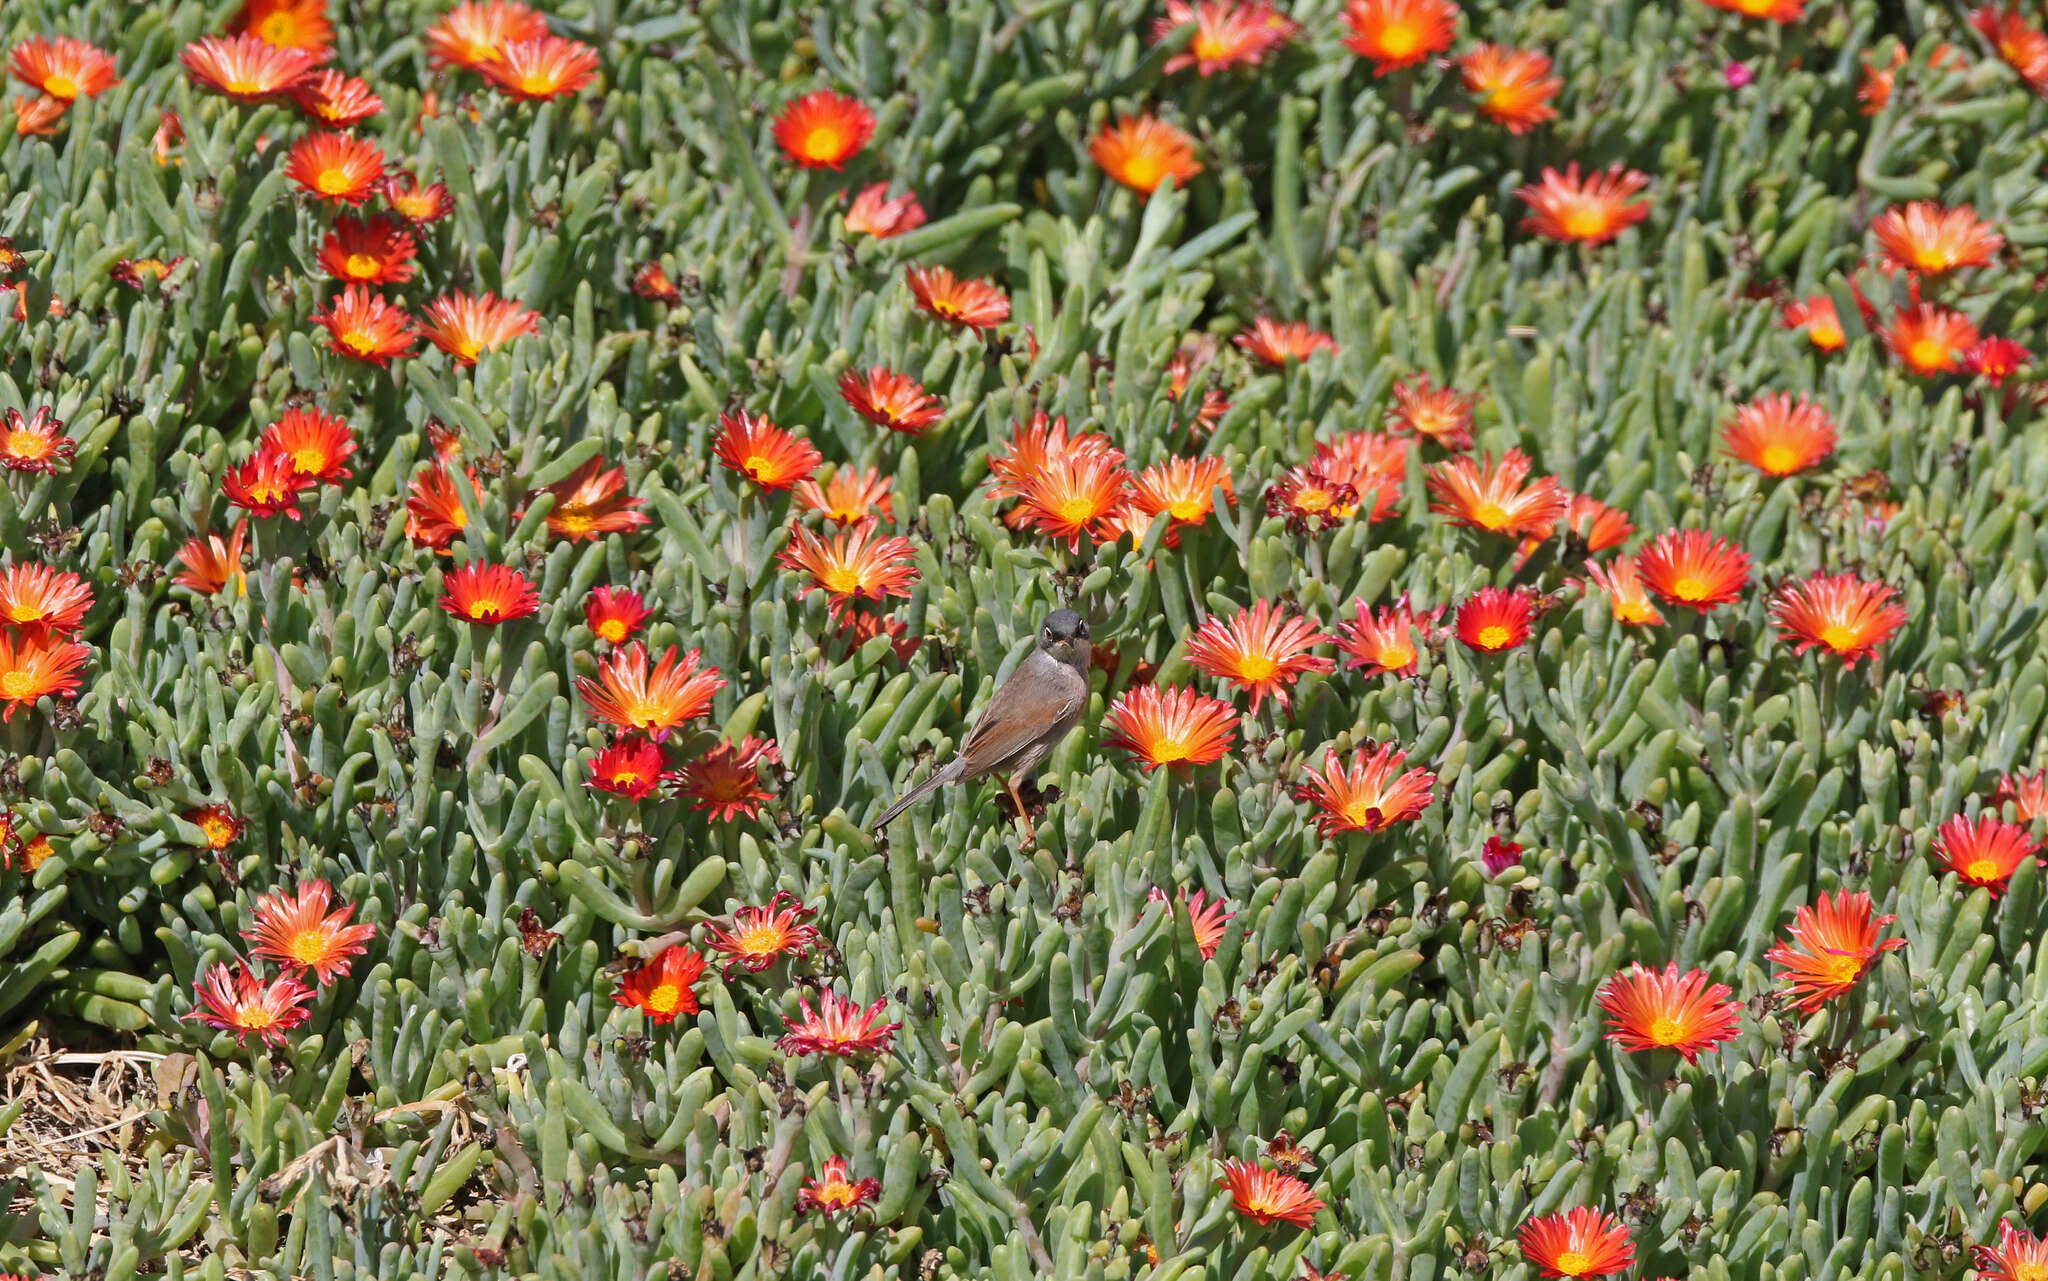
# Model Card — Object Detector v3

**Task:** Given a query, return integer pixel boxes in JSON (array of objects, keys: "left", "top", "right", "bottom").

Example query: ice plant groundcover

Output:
[{"left": 3, "top": 0, "right": 2048, "bottom": 1278}]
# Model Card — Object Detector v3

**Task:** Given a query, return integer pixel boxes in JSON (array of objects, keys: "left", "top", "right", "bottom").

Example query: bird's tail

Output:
[{"left": 871, "top": 760, "right": 959, "bottom": 830}]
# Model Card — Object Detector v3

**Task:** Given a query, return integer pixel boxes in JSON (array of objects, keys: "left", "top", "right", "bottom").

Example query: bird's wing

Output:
[{"left": 956, "top": 660, "right": 1084, "bottom": 774}]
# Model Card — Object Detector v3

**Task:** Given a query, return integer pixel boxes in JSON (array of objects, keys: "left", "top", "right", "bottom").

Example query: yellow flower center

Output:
[
  {"left": 287, "top": 929, "right": 333, "bottom": 965},
  {"left": 1910, "top": 246, "right": 1954, "bottom": 272},
  {"left": 1192, "top": 31, "right": 1229, "bottom": 60},
  {"left": 1810, "top": 321, "right": 1844, "bottom": 348},
  {"left": 734, "top": 923, "right": 789, "bottom": 957},
  {"left": 236, "top": 1006, "right": 277, "bottom": 1029},
  {"left": 1907, "top": 339, "right": 1945, "bottom": 370},
  {"left": 1342, "top": 799, "right": 1384, "bottom": 829},
  {"left": 1819, "top": 624, "right": 1860, "bottom": 652},
  {"left": 315, "top": 167, "right": 355, "bottom": 195},
  {"left": 515, "top": 71, "right": 557, "bottom": 96},
  {"left": 22, "top": 837, "right": 51, "bottom": 870},
  {"left": 1378, "top": 639, "right": 1417, "bottom": 668},
  {"left": 802, "top": 125, "right": 846, "bottom": 160},
  {"left": 2010, "top": 1262, "right": 2048, "bottom": 1281},
  {"left": 454, "top": 336, "right": 483, "bottom": 361},
  {"left": 608, "top": 768, "right": 645, "bottom": 788},
  {"left": 44, "top": 73, "right": 79, "bottom": 101},
  {"left": 552, "top": 510, "right": 596, "bottom": 537},
  {"left": 1820, "top": 953, "right": 1864, "bottom": 985},
  {"left": 1759, "top": 445, "right": 1799, "bottom": 474},
  {"left": 225, "top": 74, "right": 265, "bottom": 95},
  {"left": 1966, "top": 857, "right": 2002, "bottom": 882},
  {"left": 395, "top": 195, "right": 432, "bottom": 219},
  {"left": 1051, "top": 494, "right": 1104, "bottom": 524},
  {"left": 1377, "top": 22, "right": 1422, "bottom": 57},
  {"left": 257, "top": 14, "right": 303, "bottom": 44},
  {"left": 1167, "top": 496, "right": 1206, "bottom": 520},
  {"left": 1617, "top": 602, "right": 1659, "bottom": 625},
  {"left": 1235, "top": 654, "right": 1278, "bottom": 682},
  {"left": 199, "top": 815, "right": 236, "bottom": 847},
  {"left": 8, "top": 603, "right": 44, "bottom": 623},
  {"left": 818, "top": 564, "right": 868, "bottom": 596},
  {"left": 1119, "top": 153, "right": 1165, "bottom": 192},
  {"left": 1672, "top": 576, "right": 1709, "bottom": 600},
  {"left": 597, "top": 619, "right": 627, "bottom": 643},
  {"left": 644, "top": 982, "right": 681, "bottom": 1014},
  {"left": 814, "top": 1180, "right": 859, "bottom": 1209},
  {"left": 1561, "top": 206, "right": 1610, "bottom": 240},
  {"left": 1648, "top": 1016, "right": 1686, "bottom": 1045},
  {"left": 1148, "top": 735, "right": 1191, "bottom": 764},
  {"left": 1469, "top": 500, "right": 1510, "bottom": 529},
  {"left": 0, "top": 671, "right": 36, "bottom": 699},
  {"left": 4, "top": 430, "right": 50, "bottom": 458},
  {"left": 1554, "top": 1251, "right": 1592, "bottom": 1277},
  {"left": 291, "top": 447, "right": 328, "bottom": 473},
  {"left": 344, "top": 252, "right": 381, "bottom": 279},
  {"left": 1476, "top": 625, "right": 1511, "bottom": 650},
  {"left": 1295, "top": 489, "right": 1332, "bottom": 513}
]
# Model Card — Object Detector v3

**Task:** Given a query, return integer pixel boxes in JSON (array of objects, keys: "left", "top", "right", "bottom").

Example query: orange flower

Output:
[
  {"left": 15, "top": 832, "right": 52, "bottom": 872},
  {"left": 318, "top": 214, "right": 415, "bottom": 285},
  {"left": 1933, "top": 812, "right": 2038, "bottom": 895},
  {"left": 1858, "top": 48, "right": 1906, "bottom": 114},
  {"left": 1152, "top": 0, "right": 1296, "bottom": 76},
  {"left": 425, "top": 1, "right": 550, "bottom": 71},
  {"left": 1386, "top": 373, "right": 1475, "bottom": 450},
  {"left": 1131, "top": 456, "right": 1234, "bottom": 538},
  {"left": 906, "top": 265, "right": 1010, "bottom": 331},
  {"left": 704, "top": 892, "right": 822, "bottom": 975},
  {"left": 1426, "top": 449, "right": 1566, "bottom": 538},
  {"left": 1634, "top": 528, "right": 1749, "bottom": 610},
  {"left": 1292, "top": 742, "right": 1437, "bottom": 836},
  {"left": 1769, "top": 573, "right": 1906, "bottom": 667},
  {"left": 839, "top": 366, "right": 944, "bottom": 434},
  {"left": 778, "top": 521, "right": 919, "bottom": 608},
  {"left": 1883, "top": 303, "right": 1978, "bottom": 376},
  {"left": 1871, "top": 201, "right": 2003, "bottom": 276},
  {"left": 1235, "top": 316, "right": 1336, "bottom": 367},
  {"left": 714, "top": 410, "right": 822, "bottom": 491},
  {"left": 1101, "top": 684, "right": 1238, "bottom": 772},
  {"left": 383, "top": 173, "right": 455, "bottom": 224},
  {"left": 244, "top": 879, "right": 377, "bottom": 986},
  {"left": 419, "top": 291, "right": 540, "bottom": 365},
  {"left": 586, "top": 736, "right": 669, "bottom": 800},
  {"left": 1584, "top": 554, "right": 1664, "bottom": 627},
  {"left": 1995, "top": 769, "right": 2048, "bottom": 824},
  {"left": 284, "top": 131, "right": 386, "bottom": 204},
  {"left": 1971, "top": 7, "right": 2048, "bottom": 93},
  {"left": 1765, "top": 890, "right": 1904, "bottom": 1013},
  {"left": 1977, "top": 1221, "right": 2048, "bottom": 1281},
  {"left": 1531, "top": 492, "right": 1635, "bottom": 557},
  {"left": 1516, "top": 164, "right": 1651, "bottom": 245},
  {"left": 289, "top": 69, "right": 381, "bottom": 127},
  {"left": 13, "top": 94, "right": 67, "bottom": 136},
  {"left": 674, "top": 735, "right": 780, "bottom": 822},
  {"left": 223, "top": 448, "right": 313, "bottom": 520},
  {"left": 1455, "top": 586, "right": 1536, "bottom": 653},
  {"left": 1149, "top": 886, "right": 1235, "bottom": 958},
  {"left": 583, "top": 585, "right": 651, "bottom": 646},
  {"left": 311, "top": 284, "right": 417, "bottom": 364},
  {"left": 1014, "top": 451, "right": 1133, "bottom": 549},
  {"left": 1313, "top": 433, "right": 1406, "bottom": 522},
  {"left": 777, "top": 990, "right": 901, "bottom": 1057},
  {"left": 184, "top": 963, "right": 313, "bottom": 1047},
  {"left": 796, "top": 1157, "right": 881, "bottom": 1217},
  {"left": 1459, "top": 45, "right": 1559, "bottom": 133},
  {"left": 1, "top": 406, "right": 75, "bottom": 474},
  {"left": 773, "top": 90, "right": 876, "bottom": 169},
  {"left": 538, "top": 455, "right": 649, "bottom": 542},
  {"left": 1517, "top": 1207, "right": 1636, "bottom": 1278},
  {"left": 110, "top": 256, "right": 185, "bottom": 290},
  {"left": 405, "top": 463, "right": 477, "bottom": 550},
  {"left": 612, "top": 944, "right": 709, "bottom": 1025},
  {"left": 1217, "top": 1159, "right": 1326, "bottom": 1228},
  {"left": 844, "top": 183, "right": 926, "bottom": 238},
  {"left": 440, "top": 562, "right": 540, "bottom": 625},
  {"left": 1266, "top": 465, "right": 1357, "bottom": 534},
  {"left": 1341, "top": 0, "right": 1457, "bottom": 75},
  {"left": 8, "top": 36, "right": 119, "bottom": 102},
  {"left": 1701, "top": 0, "right": 1805, "bottom": 19},
  {"left": 577, "top": 642, "right": 724, "bottom": 739},
  {"left": 794, "top": 464, "right": 894, "bottom": 525},
  {"left": 187, "top": 804, "right": 245, "bottom": 851},
  {"left": 478, "top": 36, "right": 599, "bottom": 101},
  {"left": 1596, "top": 962, "right": 1741, "bottom": 1063},
  {"left": 173, "top": 521, "right": 252, "bottom": 596},
  {"left": 260, "top": 407, "right": 356, "bottom": 486},
  {"left": 1090, "top": 114, "right": 1202, "bottom": 196},
  {"left": 1186, "top": 599, "right": 1334, "bottom": 713},
  {"left": 1336, "top": 597, "right": 1439, "bottom": 677},
  {"left": 0, "top": 564, "right": 92, "bottom": 637},
  {"left": 0, "top": 630, "right": 88, "bottom": 721},
  {"left": 1721, "top": 392, "right": 1835, "bottom": 477},
  {"left": 1781, "top": 295, "right": 1846, "bottom": 351},
  {"left": 631, "top": 262, "right": 681, "bottom": 303},
  {"left": 987, "top": 414, "right": 1125, "bottom": 507},
  {"left": 235, "top": 0, "right": 334, "bottom": 56},
  {"left": 838, "top": 609, "right": 921, "bottom": 662}
]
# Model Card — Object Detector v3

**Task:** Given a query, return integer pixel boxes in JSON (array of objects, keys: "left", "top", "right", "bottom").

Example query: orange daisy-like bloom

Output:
[
  {"left": 1148, "top": 886, "right": 1236, "bottom": 959},
  {"left": 318, "top": 215, "right": 415, "bottom": 285},
  {"left": 1015, "top": 452, "right": 1135, "bottom": 549},
  {"left": 1336, "top": 597, "right": 1440, "bottom": 677},
  {"left": 1186, "top": 599, "right": 1334, "bottom": 713},
  {"left": 1721, "top": 392, "right": 1836, "bottom": 477},
  {"left": 419, "top": 291, "right": 540, "bottom": 365},
  {"left": 173, "top": 521, "right": 252, "bottom": 597},
  {"left": 844, "top": 183, "right": 927, "bottom": 238},
  {"left": 1884, "top": 303, "right": 1979, "bottom": 377},
  {"left": 13, "top": 94, "right": 67, "bottom": 137},
  {"left": 1459, "top": 45, "right": 1559, "bottom": 134},
  {"left": 1516, "top": 164, "right": 1652, "bottom": 245},
  {"left": 777, "top": 990, "right": 901, "bottom": 1058},
  {"left": 839, "top": 366, "right": 944, "bottom": 435},
  {"left": 1994, "top": 769, "right": 2048, "bottom": 824},
  {"left": 1131, "top": 456, "right": 1234, "bottom": 537},
  {"left": 1933, "top": 812, "right": 2038, "bottom": 896},
  {"left": 261, "top": 407, "right": 357, "bottom": 485},
  {"left": 289, "top": 70, "right": 382, "bottom": 127},
  {"left": 1341, "top": 0, "right": 1457, "bottom": 75},
  {"left": 584, "top": 586, "right": 651, "bottom": 646},
  {"left": 1871, "top": 202, "right": 2003, "bottom": 276},
  {"left": 0, "top": 632, "right": 89, "bottom": 721},
  {"left": 714, "top": 410, "right": 822, "bottom": 491},
  {"left": 1, "top": 407, "right": 75, "bottom": 475},
  {"left": 425, "top": 1, "right": 551, "bottom": 71},
  {"left": 796, "top": 1156, "right": 881, "bottom": 1217},
  {"left": 1455, "top": 586, "right": 1536, "bottom": 654},
  {"left": 284, "top": 131, "right": 385, "bottom": 204},
  {"left": 223, "top": 449, "right": 313, "bottom": 521},
  {"left": 405, "top": 463, "right": 477, "bottom": 551},
  {"left": 1597, "top": 963, "right": 1742, "bottom": 1063},
  {"left": 184, "top": 963, "right": 313, "bottom": 1048},
  {"left": 1532, "top": 492, "right": 1635, "bottom": 558},
  {"left": 1217, "top": 1159, "right": 1326, "bottom": 1229},
  {"left": 1386, "top": 373, "right": 1476, "bottom": 451},
  {"left": 773, "top": 89, "right": 876, "bottom": 169},
  {"left": 1266, "top": 465, "right": 1358, "bottom": 534},
  {"left": 987, "top": 415, "right": 1126, "bottom": 508},
  {"left": 703, "top": 892, "right": 822, "bottom": 975},
  {"left": 1152, "top": 0, "right": 1296, "bottom": 77},
  {"left": 631, "top": 262, "right": 681, "bottom": 303},
  {"left": 906, "top": 265, "right": 1010, "bottom": 332},
  {"left": 383, "top": 173, "right": 455, "bottom": 225},
  {"left": 183, "top": 34, "right": 317, "bottom": 101},
  {"left": 1769, "top": 573, "right": 1907, "bottom": 667},
  {"left": 0, "top": 564, "right": 92, "bottom": 638},
  {"left": 613, "top": 944, "right": 709, "bottom": 1025},
  {"left": 778, "top": 521, "right": 919, "bottom": 609},
  {"left": 1235, "top": 316, "right": 1337, "bottom": 367},
  {"left": 311, "top": 285, "right": 417, "bottom": 365},
  {"left": 1634, "top": 529, "right": 1750, "bottom": 610},
  {"left": 439, "top": 562, "right": 539, "bottom": 625},
  {"left": 794, "top": 464, "right": 894, "bottom": 525},
  {"left": 578, "top": 643, "right": 724, "bottom": 740},
  {"left": 235, "top": 0, "right": 334, "bottom": 56},
  {"left": 1781, "top": 295, "right": 1846, "bottom": 352},
  {"left": 1090, "top": 114, "right": 1203, "bottom": 197},
  {"left": 1765, "top": 890, "right": 1904, "bottom": 1013},
  {"left": 1977, "top": 1221, "right": 2048, "bottom": 1281},
  {"left": 539, "top": 455, "right": 649, "bottom": 542},
  {"left": 244, "top": 879, "right": 377, "bottom": 987},
  {"left": 1517, "top": 1207, "right": 1636, "bottom": 1279},
  {"left": 1101, "top": 684, "right": 1239, "bottom": 772},
  {"left": 1971, "top": 7, "right": 2048, "bottom": 94},
  {"left": 187, "top": 804, "right": 245, "bottom": 851},
  {"left": 586, "top": 736, "right": 669, "bottom": 800},
  {"left": 9, "top": 36, "right": 120, "bottom": 103},
  {"left": 1584, "top": 554, "right": 1664, "bottom": 627},
  {"left": 1426, "top": 449, "right": 1567, "bottom": 538},
  {"left": 1293, "top": 743, "right": 1437, "bottom": 837},
  {"left": 674, "top": 735, "right": 780, "bottom": 822},
  {"left": 478, "top": 36, "right": 599, "bottom": 101},
  {"left": 1311, "top": 432, "right": 1407, "bottom": 522}
]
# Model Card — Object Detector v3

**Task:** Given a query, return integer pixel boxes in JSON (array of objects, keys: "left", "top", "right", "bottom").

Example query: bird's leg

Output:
[{"left": 1004, "top": 775, "right": 1036, "bottom": 845}]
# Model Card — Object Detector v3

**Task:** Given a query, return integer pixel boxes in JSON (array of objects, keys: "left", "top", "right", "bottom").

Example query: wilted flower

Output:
[
  {"left": 674, "top": 736, "right": 781, "bottom": 822},
  {"left": 1517, "top": 1207, "right": 1636, "bottom": 1278},
  {"left": 794, "top": 464, "right": 894, "bottom": 525},
  {"left": 906, "top": 265, "right": 1010, "bottom": 331},
  {"left": 779, "top": 521, "right": 919, "bottom": 609},
  {"left": 261, "top": 407, "right": 357, "bottom": 484},
  {"left": 1235, "top": 316, "right": 1336, "bottom": 367},
  {"left": 631, "top": 262, "right": 682, "bottom": 303},
  {"left": 1217, "top": 1159, "right": 1325, "bottom": 1228},
  {"left": 187, "top": 804, "right": 245, "bottom": 851},
  {"left": 318, "top": 214, "right": 415, "bottom": 285},
  {"left": 1, "top": 407, "right": 75, "bottom": 474},
  {"left": 773, "top": 90, "right": 876, "bottom": 168},
  {"left": 1933, "top": 813, "right": 2038, "bottom": 896},
  {"left": 1884, "top": 303, "right": 1977, "bottom": 377},
  {"left": 1459, "top": 45, "right": 1559, "bottom": 133},
  {"left": 1293, "top": 742, "right": 1436, "bottom": 837},
  {"left": 1769, "top": 573, "right": 1907, "bottom": 666},
  {"left": 174, "top": 522, "right": 252, "bottom": 596},
  {"left": 796, "top": 1156, "right": 882, "bottom": 1216},
  {"left": 0, "top": 564, "right": 92, "bottom": 638},
  {"left": 0, "top": 632, "right": 90, "bottom": 722},
  {"left": 704, "top": 892, "right": 822, "bottom": 974},
  {"left": 1516, "top": 164, "right": 1651, "bottom": 245},
  {"left": 1721, "top": 392, "right": 1836, "bottom": 477},
  {"left": 223, "top": 449, "right": 313, "bottom": 520},
  {"left": 152, "top": 108, "right": 184, "bottom": 163},
  {"left": 425, "top": 1, "right": 551, "bottom": 71},
  {"left": 839, "top": 367, "right": 944, "bottom": 435},
  {"left": 613, "top": 945, "right": 709, "bottom": 1025},
  {"left": 1186, "top": 599, "right": 1334, "bottom": 713},
  {"left": 13, "top": 94, "right": 67, "bottom": 137},
  {"left": 1266, "top": 465, "right": 1358, "bottom": 533},
  {"left": 107, "top": 256, "right": 184, "bottom": 291},
  {"left": 9, "top": 36, "right": 119, "bottom": 103},
  {"left": 1312, "top": 432, "right": 1407, "bottom": 521},
  {"left": 478, "top": 36, "right": 600, "bottom": 101},
  {"left": 181, "top": 33, "right": 316, "bottom": 101},
  {"left": 1634, "top": 529, "right": 1750, "bottom": 610},
  {"left": 419, "top": 291, "right": 540, "bottom": 365},
  {"left": 1152, "top": 1, "right": 1295, "bottom": 76},
  {"left": 1091, "top": 114, "right": 1202, "bottom": 196},
  {"left": 844, "top": 183, "right": 927, "bottom": 238},
  {"left": 538, "top": 455, "right": 649, "bottom": 542},
  {"left": 184, "top": 963, "right": 313, "bottom": 1047},
  {"left": 778, "top": 990, "right": 901, "bottom": 1058},
  {"left": 1765, "top": 890, "right": 1903, "bottom": 1013},
  {"left": 1426, "top": 449, "right": 1566, "bottom": 538},
  {"left": 1165, "top": 342, "right": 1233, "bottom": 433},
  {"left": 586, "top": 737, "right": 669, "bottom": 800},
  {"left": 1149, "top": 885, "right": 1235, "bottom": 958},
  {"left": 1102, "top": 684, "right": 1238, "bottom": 772},
  {"left": 1455, "top": 586, "right": 1536, "bottom": 653},
  {"left": 290, "top": 70, "right": 383, "bottom": 127},
  {"left": 1481, "top": 836, "right": 1525, "bottom": 875},
  {"left": 1596, "top": 963, "right": 1741, "bottom": 1063},
  {"left": 439, "top": 562, "right": 540, "bottom": 625},
  {"left": 245, "top": 880, "right": 377, "bottom": 986},
  {"left": 578, "top": 643, "right": 724, "bottom": 739},
  {"left": 311, "top": 284, "right": 418, "bottom": 364},
  {"left": 1342, "top": 0, "right": 1457, "bottom": 74},
  {"left": 1336, "top": 597, "right": 1440, "bottom": 677},
  {"left": 714, "top": 410, "right": 822, "bottom": 491}
]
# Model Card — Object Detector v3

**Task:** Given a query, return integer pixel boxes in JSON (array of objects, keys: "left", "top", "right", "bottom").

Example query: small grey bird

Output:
[{"left": 871, "top": 609, "right": 1092, "bottom": 834}]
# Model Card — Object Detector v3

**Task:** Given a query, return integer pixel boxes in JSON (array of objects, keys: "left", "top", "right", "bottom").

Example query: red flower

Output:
[
  {"left": 839, "top": 366, "right": 944, "bottom": 434},
  {"left": 1090, "top": 114, "right": 1203, "bottom": 196},
  {"left": 317, "top": 214, "right": 416, "bottom": 285},
  {"left": 1884, "top": 303, "right": 1978, "bottom": 377},
  {"left": 1102, "top": 684, "right": 1239, "bottom": 772},
  {"left": 1342, "top": 0, "right": 1458, "bottom": 75},
  {"left": 703, "top": 892, "right": 822, "bottom": 975},
  {"left": 538, "top": 455, "right": 649, "bottom": 542},
  {"left": 1977, "top": 1220, "right": 2048, "bottom": 1281},
  {"left": 1, "top": 407, "right": 75, "bottom": 474},
  {"left": 794, "top": 464, "right": 894, "bottom": 525},
  {"left": 796, "top": 1156, "right": 881, "bottom": 1216},
  {"left": 777, "top": 990, "right": 901, "bottom": 1058},
  {"left": 311, "top": 284, "right": 418, "bottom": 364},
  {"left": 578, "top": 643, "right": 724, "bottom": 739},
  {"left": 1517, "top": 1207, "right": 1635, "bottom": 1278},
  {"left": 1266, "top": 465, "right": 1358, "bottom": 534},
  {"left": 1634, "top": 529, "right": 1750, "bottom": 611},
  {"left": 244, "top": 879, "right": 377, "bottom": 986},
  {"left": 1152, "top": 1, "right": 1296, "bottom": 76},
  {"left": 584, "top": 585, "right": 652, "bottom": 646},
  {"left": 425, "top": 1, "right": 551, "bottom": 71},
  {"left": 1426, "top": 449, "right": 1566, "bottom": 538},
  {"left": 1217, "top": 1159, "right": 1325, "bottom": 1228},
  {"left": 235, "top": 0, "right": 335, "bottom": 57},
  {"left": 845, "top": 183, "right": 927, "bottom": 238},
  {"left": 773, "top": 90, "right": 876, "bottom": 168},
  {"left": 674, "top": 736, "right": 781, "bottom": 822},
  {"left": 439, "top": 562, "right": 541, "bottom": 625},
  {"left": 184, "top": 963, "right": 313, "bottom": 1047},
  {"left": 1235, "top": 316, "right": 1336, "bottom": 367},
  {"left": 1765, "top": 890, "right": 1904, "bottom": 1013},
  {"left": 0, "top": 563, "right": 92, "bottom": 638},
  {"left": 285, "top": 132, "right": 386, "bottom": 204},
  {"left": 1455, "top": 586, "right": 1536, "bottom": 653},
  {"left": 1336, "top": 596, "right": 1440, "bottom": 677},
  {"left": 1460, "top": 44, "right": 1560, "bottom": 133},
  {"left": 1292, "top": 742, "right": 1437, "bottom": 837},
  {"left": 0, "top": 632, "right": 90, "bottom": 722},
  {"left": 778, "top": 522, "right": 920, "bottom": 609},
  {"left": 173, "top": 521, "right": 252, "bottom": 597},
  {"left": 1768, "top": 572, "right": 1907, "bottom": 666},
  {"left": 1994, "top": 769, "right": 2048, "bottom": 824},
  {"left": 613, "top": 945, "right": 709, "bottom": 1025},
  {"left": 223, "top": 449, "right": 314, "bottom": 520},
  {"left": 1933, "top": 812, "right": 2038, "bottom": 896},
  {"left": 1386, "top": 373, "right": 1476, "bottom": 450},
  {"left": 290, "top": 70, "right": 384, "bottom": 128},
  {"left": 1596, "top": 963, "right": 1741, "bottom": 1063},
  {"left": 907, "top": 265, "right": 1010, "bottom": 331},
  {"left": 405, "top": 463, "right": 478, "bottom": 551},
  {"left": 1967, "top": 337, "right": 2030, "bottom": 387},
  {"left": 1781, "top": 295, "right": 1846, "bottom": 351},
  {"left": 383, "top": 173, "right": 456, "bottom": 224},
  {"left": 1871, "top": 201, "right": 2003, "bottom": 276},
  {"left": 1185, "top": 599, "right": 1334, "bottom": 713},
  {"left": 1721, "top": 392, "right": 1836, "bottom": 477},
  {"left": 9, "top": 36, "right": 119, "bottom": 103},
  {"left": 1015, "top": 451, "right": 1134, "bottom": 548},
  {"left": 1149, "top": 885, "right": 1236, "bottom": 958},
  {"left": 1972, "top": 6, "right": 2048, "bottom": 93},
  {"left": 260, "top": 406, "right": 357, "bottom": 484},
  {"left": 586, "top": 737, "right": 669, "bottom": 800},
  {"left": 714, "top": 410, "right": 822, "bottom": 491}
]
